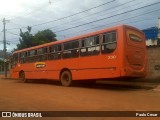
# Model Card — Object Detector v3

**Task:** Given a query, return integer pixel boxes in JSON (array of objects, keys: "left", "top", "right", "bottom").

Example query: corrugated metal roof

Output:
[{"left": 142, "top": 27, "right": 158, "bottom": 40}]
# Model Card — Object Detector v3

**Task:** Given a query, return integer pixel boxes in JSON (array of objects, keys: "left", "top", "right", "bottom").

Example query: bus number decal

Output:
[{"left": 108, "top": 55, "right": 116, "bottom": 60}]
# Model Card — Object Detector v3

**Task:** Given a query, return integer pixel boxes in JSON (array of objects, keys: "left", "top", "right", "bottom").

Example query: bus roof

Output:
[{"left": 13, "top": 24, "right": 142, "bottom": 54}]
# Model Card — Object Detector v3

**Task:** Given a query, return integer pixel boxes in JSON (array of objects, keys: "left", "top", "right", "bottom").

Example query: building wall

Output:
[
  {"left": 146, "top": 46, "right": 160, "bottom": 80},
  {"left": 142, "top": 27, "right": 159, "bottom": 46},
  {"left": 146, "top": 39, "right": 157, "bottom": 46}
]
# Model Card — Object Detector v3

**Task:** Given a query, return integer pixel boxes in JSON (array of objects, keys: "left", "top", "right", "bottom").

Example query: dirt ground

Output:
[{"left": 0, "top": 77, "right": 160, "bottom": 120}]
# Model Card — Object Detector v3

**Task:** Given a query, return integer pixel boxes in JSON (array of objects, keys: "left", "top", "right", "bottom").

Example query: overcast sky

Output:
[{"left": 0, "top": 0, "right": 160, "bottom": 52}]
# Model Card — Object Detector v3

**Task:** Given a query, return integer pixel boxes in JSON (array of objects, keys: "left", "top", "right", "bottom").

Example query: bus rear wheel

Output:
[
  {"left": 19, "top": 71, "right": 27, "bottom": 83},
  {"left": 60, "top": 71, "right": 72, "bottom": 87}
]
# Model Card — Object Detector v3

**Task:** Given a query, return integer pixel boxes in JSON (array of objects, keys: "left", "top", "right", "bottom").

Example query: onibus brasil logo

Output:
[{"left": 1, "top": 112, "right": 42, "bottom": 118}]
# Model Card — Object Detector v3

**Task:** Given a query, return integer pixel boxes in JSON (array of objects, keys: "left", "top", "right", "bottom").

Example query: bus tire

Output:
[
  {"left": 60, "top": 71, "right": 72, "bottom": 87},
  {"left": 19, "top": 71, "right": 27, "bottom": 83}
]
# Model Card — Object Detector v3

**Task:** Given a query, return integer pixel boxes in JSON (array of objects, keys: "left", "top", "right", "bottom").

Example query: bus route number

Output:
[{"left": 108, "top": 55, "right": 116, "bottom": 59}]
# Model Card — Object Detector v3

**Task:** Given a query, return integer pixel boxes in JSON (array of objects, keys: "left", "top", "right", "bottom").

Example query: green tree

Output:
[
  {"left": 17, "top": 26, "right": 34, "bottom": 50},
  {"left": 34, "top": 29, "right": 57, "bottom": 45},
  {"left": 16, "top": 27, "right": 57, "bottom": 50}
]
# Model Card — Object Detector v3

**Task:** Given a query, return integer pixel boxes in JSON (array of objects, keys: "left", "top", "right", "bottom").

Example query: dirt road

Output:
[{"left": 0, "top": 78, "right": 160, "bottom": 119}]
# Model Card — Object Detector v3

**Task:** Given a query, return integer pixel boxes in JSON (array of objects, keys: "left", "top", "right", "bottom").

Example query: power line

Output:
[
  {"left": 5, "top": 0, "right": 64, "bottom": 23},
  {"left": 8, "top": 21, "right": 39, "bottom": 31},
  {"left": 0, "top": 38, "right": 19, "bottom": 42},
  {"left": 6, "top": 31, "right": 20, "bottom": 36},
  {"left": 0, "top": 0, "right": 63, "bottom": 23},
  {"left": 6, "top": 0, "right": 148, "bottom": 32},
  {"left": 54, "top": 0, "right": 156, "bottom": 31},
  {"left": 64, "top": 17, "right": 157, "bottom": 38},
  {"left": 53, "top": 1, "right": 160, "bottom": 33},
  {"left": 7, "top": 40, "right": 19, "bottom": 44},
  {"left": 6, "top": 0, "right": 116, "bottom": 31},
  {"left": 6, "top": 13, "right": 158, "bottom": 44},
  {"left": 6, "top": 38, "right": 19, "bottom": 41},
  {"left": 59, "top": 9, "right": 160, "bottom": 38},
  {"left": 9, "top": 1, "right": 52, "bottom": 21},
  {"left": 8, "top": 22, "right": 28, "bottom": 30},
  {"left": 49, "top": 0, "right": 138, "bottom": 30},
  {"left": 32, "top": 0, "right": 116, "bottom": 27},
  {"left": 4, "top": 0, "right": 160, "bottom": 43}
]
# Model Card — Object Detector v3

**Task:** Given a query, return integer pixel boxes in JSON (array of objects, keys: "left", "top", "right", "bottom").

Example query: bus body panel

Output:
[
  {"left": 10, "top": 25, "right": 147, "bottom": 81},
  {"left": 11, "top": 55, "right": 120, "bottom": 80}
]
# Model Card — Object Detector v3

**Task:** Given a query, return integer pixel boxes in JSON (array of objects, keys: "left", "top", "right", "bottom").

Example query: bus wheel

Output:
[
  {"left": 19, "top": 71, "right": 27, "bottom": 83},
  {"left": 60, "top": 71, "right": 72, "bottom": 87}
]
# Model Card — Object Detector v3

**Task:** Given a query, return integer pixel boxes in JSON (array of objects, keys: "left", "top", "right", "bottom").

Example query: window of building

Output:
[
  {"left": 80, "top": 36, "right": 100, "bottom": 56},
  {"left": 102, "top": 31, "right": 117, "bottom": 53}
]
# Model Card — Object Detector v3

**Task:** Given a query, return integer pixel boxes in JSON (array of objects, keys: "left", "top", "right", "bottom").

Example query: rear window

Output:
[
  {"left": 129, "top": 34, "right": 142, "bottom": 42},
  {"left": 102, "top": 31, "right": 117, "bottom": 54}
]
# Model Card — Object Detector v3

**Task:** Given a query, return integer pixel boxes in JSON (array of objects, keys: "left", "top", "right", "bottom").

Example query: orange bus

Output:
[{"left": 10, "top": 25, "right": 147, "bottom": 86}]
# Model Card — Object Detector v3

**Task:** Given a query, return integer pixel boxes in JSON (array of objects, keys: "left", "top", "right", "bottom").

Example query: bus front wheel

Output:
[
  {"left": 19, "top": 71, "right": 27, "bottom": 83},
  {"left": 60, "top": 71, "right": 72, "bottom": 87}
]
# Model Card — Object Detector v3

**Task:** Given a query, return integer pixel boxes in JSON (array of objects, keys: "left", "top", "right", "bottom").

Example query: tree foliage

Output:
[
  {"left": 17, "top": 26, "right": 34, "bottom": 50},
  {"left": 16, "top": 26, "right": 57, "bottom": 50},
  {"left": 34, "top": 29, "right": 57, "bottom": 45}
]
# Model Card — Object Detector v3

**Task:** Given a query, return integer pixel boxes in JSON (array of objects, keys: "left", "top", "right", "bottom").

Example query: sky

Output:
[{"left": 0, "top": 0, "right": 160, "bottom": 52}]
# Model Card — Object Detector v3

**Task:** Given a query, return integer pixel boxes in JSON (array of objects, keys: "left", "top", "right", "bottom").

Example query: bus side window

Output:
[
  {"left": 63, "top": 41, "right": 79, "bottom": 59},
  {"left": 80, "top": 36, "right": 100, "bottom": 56},
  {"left": 102, "top": 31, "right": 117, "bottom": 54},
  {"left": 20, "top": 52, "right": 27, "bottom": 64},
  {"left": 48, "top": 44, "right": 62, "bottom": 60},
  {"left": 27, "top": 50, "right": 37, "bottom": 62},
  {"left": 11, "top": 53, "right": 18, "bottom": 68},
  {"left": 37, "top": 47, "right": 48, "bottom": 61}
]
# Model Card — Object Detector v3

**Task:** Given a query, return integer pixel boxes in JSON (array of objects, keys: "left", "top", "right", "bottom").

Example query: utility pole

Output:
[
  {"left": 158, "top": 17, "right": 160, "bottom": 45},
  {"left": 2, "top": 18, "right": 8, "bottom": 78}
]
